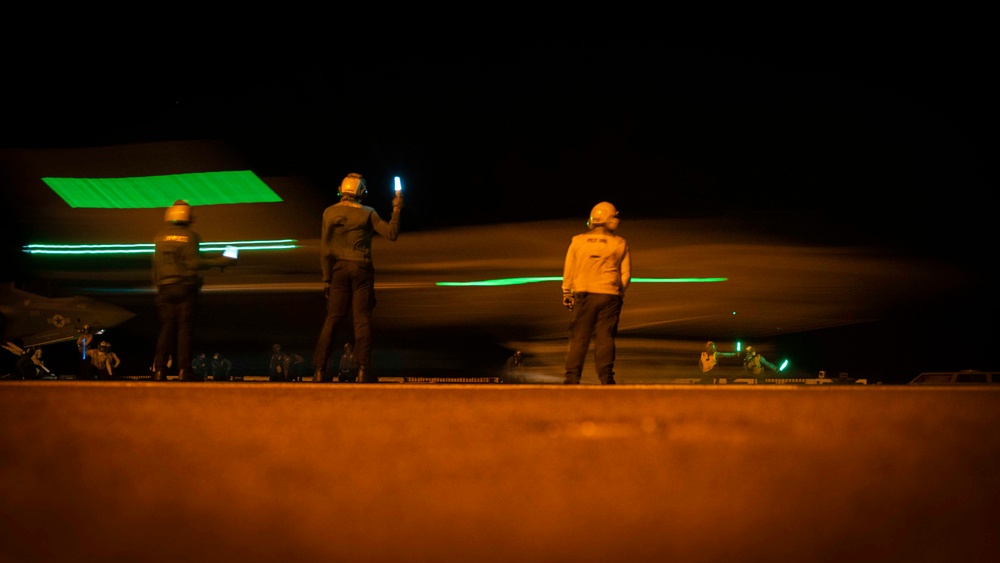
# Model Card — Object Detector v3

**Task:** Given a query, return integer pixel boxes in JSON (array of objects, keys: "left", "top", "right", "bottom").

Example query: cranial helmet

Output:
[
  {"left": 338, "top": 173, "right": 367, "bottom": 200},
  {"left": 164, "top": 200, "right": 193, "bottom": 224},
  {"left": 587, "top": 202, "right": 620, "bottom": 231}
]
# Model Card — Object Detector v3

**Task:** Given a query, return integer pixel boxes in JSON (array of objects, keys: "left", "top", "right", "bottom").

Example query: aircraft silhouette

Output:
[{"left": 0, "top": 283, "right": 136, "bottom": 348}]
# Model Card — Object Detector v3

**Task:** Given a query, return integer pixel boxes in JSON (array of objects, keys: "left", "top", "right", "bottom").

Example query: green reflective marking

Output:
[{"left": 42, "top": 171, "right": 281, "bottom": 208}]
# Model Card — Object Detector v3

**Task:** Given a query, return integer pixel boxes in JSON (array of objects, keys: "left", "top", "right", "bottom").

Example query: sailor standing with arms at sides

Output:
[
  {"left": 561, "top": 202, "right": 631, "bottom": 385},
  {"left": 311, "top": 173, "right": 402, "bottom": 383}
]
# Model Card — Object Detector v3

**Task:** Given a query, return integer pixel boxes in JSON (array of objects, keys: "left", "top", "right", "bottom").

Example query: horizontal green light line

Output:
[
  {"left": 24, "top": 239, "right": 296, "bottom": 249},
  {"left": 436, "top": 277, "right": 727, "bottom": 287},
  {"left": 634, "top": 277, "right": 728, "bottom": 283},
  {"left": 200, "top": 245, "right": 297, "bottom": 252},
  {"left": 25, "top": 248, "right": 154, "bottom": 255},
  {"left": 190, "top": 239, "right": 296, "bottom": 246},
  {"left": 22, "top": 239, "right": 298, "bottom": 255},
  {"left": 437, "top": 277, "right": 561, "bottom": 287}
]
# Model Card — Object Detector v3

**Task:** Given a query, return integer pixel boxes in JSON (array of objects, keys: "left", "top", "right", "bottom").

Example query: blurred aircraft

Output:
[
  {"left": 0, "top": 283, "right": 136, "bottom": 348},
  {"left": 11, "top": 215, "right": 971, "bottom": 382}
]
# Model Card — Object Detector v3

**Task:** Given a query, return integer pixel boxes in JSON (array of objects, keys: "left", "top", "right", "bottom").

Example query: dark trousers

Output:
[
  {"left": 78, "top": 358, "right": 97, "bottom": 380},
  {"left": 155, "top": 283, "right": 198, "bottom": 374},
  {"left": 313, "top": 260, "right": 375, "bottom": 372},
  {"left": 564, "top": 292, "right": 622, "bottom": 385}
]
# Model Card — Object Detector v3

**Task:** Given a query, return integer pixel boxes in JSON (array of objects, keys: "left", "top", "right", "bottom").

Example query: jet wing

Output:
[{"left": 0, "top": 283, "right": 136, "bottom": 347}]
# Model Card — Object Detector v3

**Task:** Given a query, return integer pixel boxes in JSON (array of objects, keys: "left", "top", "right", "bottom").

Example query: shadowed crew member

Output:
[
  {"left": 152, "top": 200, "right": 236, "bottom": 381},
  {"left": 339, "top": 342, "right": 358, "bottom": 382},
  {"left": 211, "top": 352, "right": 233, "bottom": 381},
  {"left": 312, "top": 173, "right": 402, "bottom": 383}
]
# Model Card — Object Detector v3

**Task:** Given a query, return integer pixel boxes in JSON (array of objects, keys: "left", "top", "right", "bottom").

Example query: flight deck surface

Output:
[{"left": 2, "top": 382, "right": 997, "bottom": 562}]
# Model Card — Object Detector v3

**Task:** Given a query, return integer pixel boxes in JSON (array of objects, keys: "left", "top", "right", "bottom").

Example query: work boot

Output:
[{"left": 358, "top": 366, "right": 378, "bottom": 384}]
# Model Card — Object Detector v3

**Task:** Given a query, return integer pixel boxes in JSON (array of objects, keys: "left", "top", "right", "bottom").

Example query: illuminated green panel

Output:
[{"left": 42, "top": 171, "right": 281, "bottom": 209}]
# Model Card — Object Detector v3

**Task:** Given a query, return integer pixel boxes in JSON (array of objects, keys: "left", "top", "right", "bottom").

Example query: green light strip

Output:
[
  {"left": 19, "top": 244, "right": 728, "bottom": 287},
  {"left": 436, "top": 277, "right": 727, "bottom": 287},
  {"left": 22, "top": 239, "right": 298, "bottom": 255},
  {"left": 437, "top": 277, "right": 561, "bottom": 287},
  {"left": 41, "top": 171, "right": 282, "bottom": 209},
  {"left": 634, "top": 277, "right": 729, "bottom": 283}
]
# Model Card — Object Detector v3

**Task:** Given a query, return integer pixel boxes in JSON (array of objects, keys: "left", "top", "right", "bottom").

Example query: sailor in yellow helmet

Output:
[
  {"left": 311, "top": 174, "right": 403, "bottom": 383},
  {"left": 561, "top": 202, "right": 631, "bottom": 385},
  {"left": 699, "top": 341, "right": 740, "bottom": 383},
  {"left": 742, "top": 345, "right": 780, "bottom": 383},
  {"left": 152, "top": 200, "right": 236, "bottom": 381}
]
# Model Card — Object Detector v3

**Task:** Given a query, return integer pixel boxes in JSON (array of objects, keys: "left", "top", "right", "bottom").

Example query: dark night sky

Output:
[{"left": 3, "top": 28, "right": 996, "bottom": 272}]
